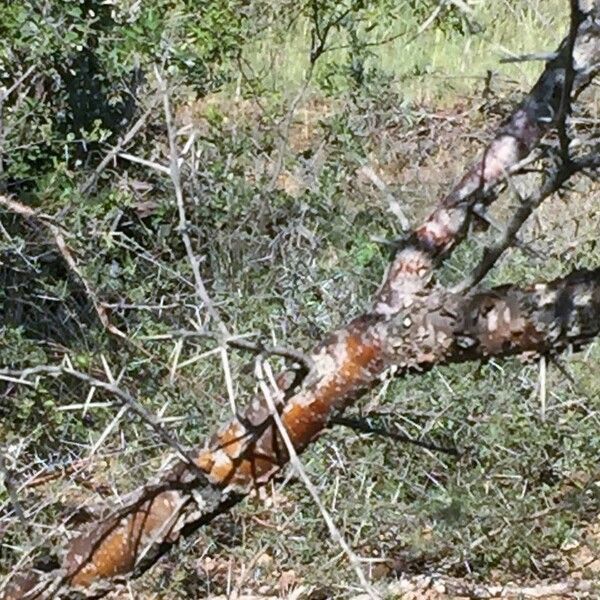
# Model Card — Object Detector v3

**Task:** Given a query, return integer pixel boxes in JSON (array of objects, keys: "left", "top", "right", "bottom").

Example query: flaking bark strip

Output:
[{"left": 7, "top": 268, "right": 600, "bottom": 600}]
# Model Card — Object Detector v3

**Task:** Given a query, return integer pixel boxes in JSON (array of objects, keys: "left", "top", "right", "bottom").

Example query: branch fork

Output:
[{"left": 2, "top": 3, "right": 600, "bottom": 598}]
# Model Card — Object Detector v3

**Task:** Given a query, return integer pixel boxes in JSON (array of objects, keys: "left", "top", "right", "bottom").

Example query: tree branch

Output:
[
  {"left": 374, "top": 7, "right": 600, "bottom": 315},
  {"left": 453, "top": 153, "right": 600, "bottom": 294},
  {"left": 2, "top": 5, "right": 599, "bottom": 599},
  {"left": 0, "top": 195, "right": 127, "bottom": 340},
  {"left": 5, "top": 266, "right": 599, "bottom": 600}
]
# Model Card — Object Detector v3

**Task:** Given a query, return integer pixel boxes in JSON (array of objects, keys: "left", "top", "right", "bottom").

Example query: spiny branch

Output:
[
  {"left": 0, "top": 195, "right": 127, "bottom": 340},
  {"left": 374, "top": 7, "right": 600, "bottom": 315},
  {"left": 5, "top": 267, "right": 599, "bottom": 600},
  {"left": 2, "top": 3, "right": 599, "bottom": 598}
]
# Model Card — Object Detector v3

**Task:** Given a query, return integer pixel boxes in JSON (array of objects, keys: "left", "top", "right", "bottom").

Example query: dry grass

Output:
[{"left": 1, "top": 3, "right": 598, "bottom": 598}]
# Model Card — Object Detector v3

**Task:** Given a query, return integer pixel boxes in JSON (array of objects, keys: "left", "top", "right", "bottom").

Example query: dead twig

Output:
[
  {"left": 0, "top": 365, "right": 206, "bottom": 479},
  {"left": 142, "top": 329, "right": 314, "bottom": 377},
  {"left": 80, "top": 101, "right": 159, "bottom": 194},
  {"left": 256, "top": 358, "right": 379, "bottom": 600},
  {"left": 359, "top": 165, "right": 410, "bottom": 231},
  {"left": 329, "top": 415, "right": 460, "bottom": 456},
  {"left": 0, "top": 195, "right": 127, "bottom": 340},
  {"left": 155, "top": 67, "right": 228, "bottom": 338}
]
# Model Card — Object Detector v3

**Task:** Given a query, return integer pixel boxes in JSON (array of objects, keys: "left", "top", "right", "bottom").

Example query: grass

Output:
[
  {"left": 241, "top": 0, "right": 568, "bottom": 104},
  {"left": 1, "top": 1, "right": 599, "bottom": 598}
]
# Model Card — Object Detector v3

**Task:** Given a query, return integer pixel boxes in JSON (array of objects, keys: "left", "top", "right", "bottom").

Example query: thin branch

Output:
[
  {"left": 456, "top": 182, "right": 549, "bottom": 293},
  {"left": 256, "top": 359, "right": 379, "bottom": 600},
  {"left": 0, "top": 365, "right": 207, "bottom": 479},
  {"left": 329, "top": 415, "right": 460, "bottom": 456},
  {"left": 499, "top": 51, "right": 559, "bottom": 64},
  {"left": 115, "top": 151, "right": 170, "bottom": 175},
  {"left": 266, "top": 73, "right": 313, "bottom": 193},
  {"left": 0, "top": 195, "right": 127, "bottom": 340},
  {"left": 454, "top": 153, "right": 600, "bottom": 293},
  {"left": 0, "top": 65, "right": 36, "bottom": 103},
  {"left": 155, "top": 67, "right": 228, "bottom": 337},
  {"left": 144, "top": 329, "right": 314, "bottom": 375},
  {"left": 557, "top": 0, "right": 586, "bottom": 162},
  {"left": 80, "top": 101, "right": 158, "bottom": 194},
  {"left": 359, "top": 165, "right": 410, "bottom": 231}
]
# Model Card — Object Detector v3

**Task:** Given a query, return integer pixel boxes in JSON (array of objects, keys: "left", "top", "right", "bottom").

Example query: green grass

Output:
[
  {"left": 242, "top": 0, "right": 568, "bottom": 103},
  {"left": 1, "top": 1, "right": 598, "bottom": 598}
]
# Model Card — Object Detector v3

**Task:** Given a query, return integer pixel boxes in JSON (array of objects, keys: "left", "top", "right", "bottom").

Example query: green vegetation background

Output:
[{"left": 1, "top": 1, "right": 599, "bottom": 596}]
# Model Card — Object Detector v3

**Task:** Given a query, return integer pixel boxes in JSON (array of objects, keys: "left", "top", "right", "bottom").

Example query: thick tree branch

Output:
[
  {"left": 374, "top": 6, "right": 600, "bottom": 315},
  {"left": 4, "top": 267, "right": 599, "bottom": 600},
  {"left": 2, "top": 5, "right": 599, "bottom": 599}
]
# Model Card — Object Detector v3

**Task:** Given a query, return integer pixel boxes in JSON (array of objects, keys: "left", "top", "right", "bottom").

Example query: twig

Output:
[
  {"left": 309, "top": 0, "right": 362, "bottom": 64},
  {"left": 116, "top": 151, "right": 171, "bottom": 175},
  {"left": 470, "top": 203, "right": 543, "bottom": 260},
  {"left": 156, "top": 67, "right": 243, "bottom": 415},
  {"left": 0, "top": 67, "right": 36, "bottom": 186},
  {"left": 557, "top": 0, "right": 585, "bottom": 162},
  {"left": 80, "top": 102, "right": 158, "bottom": 194},
  {"left": 329, "top": 415, "right": 460, "bottom": 456},
  {"left": 359, "top": 165, "right": 410, "bottom": 231},
  {"left": 400, "top": 2, "right": 444, "bottom": 50},
  {"left": 452, "top": 155, "right": 586, "bottom": 294},
  {"left": 220, "top": 345, "right": 237, "bottom": 415},
  {"left": 0, "top": 194, "right": 127, "bottom": 340},
  {"left": 499, "top": 51, "right": 559, "bottom": 64},
  {"left": 155, "top": 67, "right": 228, "bottom": 337},
  {"left": 318, "top": 0, "right": 441, "bottom": 55},
  {"left": 140, "top": 329, "right": 315, "bottom": 381},
  {"left": 266, "top": 76, "right": 312, "bottom": 193},
  {"left": 256, "top": 359, "right": 379, "bottom": 599},
  {"left": 539, "top": 355, "right": 546, "bottom": 422},
  {"left": 0, "top": 65, "right": 36, "bottom": 103},
  {"left": 0, "top": 365, "right": 206, "bottom": 479},
  {"left": 20, "top": 453, "right": 118, "bottom": 490}
]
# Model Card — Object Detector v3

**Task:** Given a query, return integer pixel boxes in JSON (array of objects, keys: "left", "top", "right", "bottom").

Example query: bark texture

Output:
[
  {"left": 375, "top": 7, "right": 600, "bottom": 314},
  {"left": 3, "top": 4, "right": 600, "bottom": 599}
]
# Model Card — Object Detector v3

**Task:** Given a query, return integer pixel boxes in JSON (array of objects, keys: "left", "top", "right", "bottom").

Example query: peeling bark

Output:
[
  {"left": 6, "top": 267, "right": 600, "bottom": 599},
  {"left": 3, "top": 4, "right": 600, "bottom": 600},
  {"left": 374, "top": 6, "right": 600, "bottom": 315}
]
